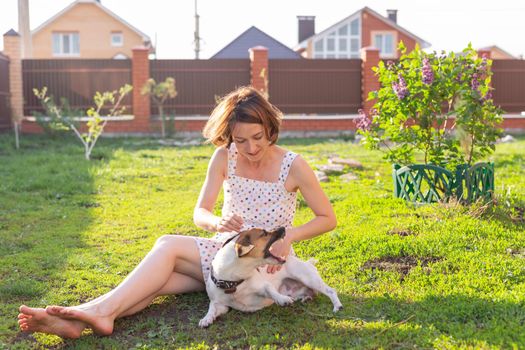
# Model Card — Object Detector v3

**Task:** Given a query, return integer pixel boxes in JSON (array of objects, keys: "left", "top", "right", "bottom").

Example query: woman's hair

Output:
[{"left": 203, "top": 86, "right": 282, "bottom": 146}]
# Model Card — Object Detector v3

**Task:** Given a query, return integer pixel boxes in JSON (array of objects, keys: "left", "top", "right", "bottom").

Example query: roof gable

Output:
[
  {"left": 212, "top": 26, "right": 302, "bottom": 59},
  {"left": 32, "top": 0, "right": 150, "bottom": 42},
  {"left": 296, "top": 6, "right": 430, "bottom": 49}
]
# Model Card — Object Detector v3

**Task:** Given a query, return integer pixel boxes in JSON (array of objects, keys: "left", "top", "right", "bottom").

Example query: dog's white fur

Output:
[{"left": 199, "top": 229, "right": 343, "bottom": 327}]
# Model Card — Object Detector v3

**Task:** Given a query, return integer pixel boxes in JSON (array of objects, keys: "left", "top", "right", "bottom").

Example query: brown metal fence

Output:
[
  {"left": 268, "top": 59, "right": 362, "bottom": 114},
  {"left": 150, "top": 59, "right": 250, "bottom": 116},
  {"left": 492, "top": 60, "right": 525, "bottom": 113},
  {"left": 0, "top": 53, "right": 10, "bottom": 131},
  {"left": 23, "top": 59, "right": 132, "bottom": 116}
]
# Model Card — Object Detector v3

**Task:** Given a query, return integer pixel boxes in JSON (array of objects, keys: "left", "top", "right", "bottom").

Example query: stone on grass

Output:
[
  {"left": 318, "top": 164, "right": 345, "bottom": 174},
  {"left": 340, "top": 173, "right": 359, "bottom": 182},
  {"left": 329, "top": 158, "right": 363, "bottom": 169},
  {"left": 497, "top": 135, "right": 516, "bottom": 143},
  {"left": 158, "top": 139, "right": 202, "bottom": 147},
  {"left": 314, "top": 171, "right": 329, "bottom": 182}
]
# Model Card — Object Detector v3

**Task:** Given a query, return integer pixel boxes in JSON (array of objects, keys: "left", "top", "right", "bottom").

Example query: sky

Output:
[{"left": 0, "top": 0, "right": 524, "bottom": 59}]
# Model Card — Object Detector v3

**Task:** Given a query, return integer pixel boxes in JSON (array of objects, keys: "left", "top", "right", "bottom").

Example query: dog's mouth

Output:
[
  {"left": 267, "top": 250, "right": 286, "bottom": 264},
  {"left": 263, "top": 227, "right": 286, "bottom": 264}
]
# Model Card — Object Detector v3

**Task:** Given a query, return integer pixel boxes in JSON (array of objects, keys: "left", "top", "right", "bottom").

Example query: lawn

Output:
[{"left": 0, "top": 133, "right": 524, "bottom": 349}]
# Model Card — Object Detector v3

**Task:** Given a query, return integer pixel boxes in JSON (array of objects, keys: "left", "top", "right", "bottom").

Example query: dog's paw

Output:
[
  {"left": 275, "top": 295, "right": 294, "bottom": 306},
  {"left": 198, "top": 317, "right": 214, "bottom": 328},
  {"left": 333, "top": 303, "right": 343, "bottom": 313}
]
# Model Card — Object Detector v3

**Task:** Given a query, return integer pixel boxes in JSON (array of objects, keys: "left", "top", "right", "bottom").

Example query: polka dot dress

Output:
[{"left": 194, "top": 143, "right": 298, "bottom": 284}]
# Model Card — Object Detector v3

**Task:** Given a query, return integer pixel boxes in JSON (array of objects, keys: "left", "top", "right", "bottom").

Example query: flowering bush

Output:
[{"left": 358, "top": 43, "right": 502, "bottom": 170}]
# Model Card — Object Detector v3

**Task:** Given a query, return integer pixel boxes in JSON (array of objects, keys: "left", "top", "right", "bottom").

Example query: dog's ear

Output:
[
  {"left": 236, "top": 243, "right": 255, "bottom": 257},
  {"left": 235, "top": 236, "right": 255, "bottom": 257}
]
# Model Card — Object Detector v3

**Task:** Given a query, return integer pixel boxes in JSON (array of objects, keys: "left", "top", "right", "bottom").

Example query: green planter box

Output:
[{"left": 393, "top": 162, "right": 494, "bottom": 204}]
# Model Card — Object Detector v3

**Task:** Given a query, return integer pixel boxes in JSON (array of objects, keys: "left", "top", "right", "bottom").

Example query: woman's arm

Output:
[
  {"left": 286, "top": 155, "right": 337, "bottom": 242},
  {"left": 193, "top": 148, "right": 227, "bottom": 232},
  {"left": 267, "top": 155, "right": 336, "bottom": 272},
  {"left": 193, "top": 147, "right": 243, "bottom": 233}
]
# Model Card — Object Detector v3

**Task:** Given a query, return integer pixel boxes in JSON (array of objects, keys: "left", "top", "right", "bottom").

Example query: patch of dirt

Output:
[
  {"left": 78, "top": 201, "right": 101, "bottom": 208},
  {"left": 387, "top": 228, "right": 417, "bottom": 237},
  {"left": 512, "top": 206, "right": 524, "bottom": 223},
  {"left": 362, "top": 256, "right": 443, "bottom": 280}
]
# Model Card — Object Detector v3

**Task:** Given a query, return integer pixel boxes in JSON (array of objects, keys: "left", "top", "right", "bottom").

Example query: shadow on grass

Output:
[
  {"left": 35, "top": 291, "right": 524, "bottom": 349},
  {"left": 0, "top": 134, "right": 113, "bottom": 345}
]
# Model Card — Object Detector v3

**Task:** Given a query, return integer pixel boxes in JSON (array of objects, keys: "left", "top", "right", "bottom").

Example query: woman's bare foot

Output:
[
  {"left": 45, "top": 305, "right": 114, "bottom": 336},
  {"left": 18, "top": 305, "right": 85, "bottom": 339}
]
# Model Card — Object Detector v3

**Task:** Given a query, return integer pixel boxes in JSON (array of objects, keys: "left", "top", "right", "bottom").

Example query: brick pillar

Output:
[
  {"left": 361, "top": 46, "right": 380, "bottom": 113},
  {"left": 249, "top": 46, "right": 268, "bottom": 97},
  {"left": 132, "top": 46, "right": 150, "bottom": 131},
  {"left": 3, "top": 29, "right": 23, "bottom": 125}
]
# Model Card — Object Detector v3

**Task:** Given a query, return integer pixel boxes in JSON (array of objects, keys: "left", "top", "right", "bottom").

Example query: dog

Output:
[{"left": 199, "top": 227, "right": 343, "bottom": 327}]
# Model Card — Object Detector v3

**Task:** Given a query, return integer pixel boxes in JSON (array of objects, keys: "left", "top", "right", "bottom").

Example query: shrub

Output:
[{"left": 358, "top": 43, "right": 503, "bottom": 171}]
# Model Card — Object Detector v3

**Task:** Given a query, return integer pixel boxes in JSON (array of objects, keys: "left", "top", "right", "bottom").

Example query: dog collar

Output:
[{"left": 210, "top": 267, "right": 244, "bottom": 294}]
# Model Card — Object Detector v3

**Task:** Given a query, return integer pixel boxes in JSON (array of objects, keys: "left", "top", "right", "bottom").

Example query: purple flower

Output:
[
  {"left": 479, "top": 57, "right": 488, "bottom": 74},
  {"left": 422, "top": 58, "right": 434, "bottom": 85},
  {"left": 392, "top": 74, "right": 409, "bottom": 99},
  {"left": 355, "top": 109, "right": 371, "bottom": 131},
  {"left": 471, "top": 73, "right": 480, "bottom": 91},
  {"left": 481, "top": 89, "right": 492, "bottom": 102}
]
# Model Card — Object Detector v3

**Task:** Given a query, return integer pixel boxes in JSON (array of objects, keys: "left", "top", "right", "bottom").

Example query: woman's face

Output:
[{"left": 231, "top": 122, "right": 270, "bottom": 162}]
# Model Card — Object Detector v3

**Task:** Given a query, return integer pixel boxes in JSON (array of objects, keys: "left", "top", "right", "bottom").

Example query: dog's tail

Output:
[{"left": 306, "top": 258, "right": 318, "bottom": 266}]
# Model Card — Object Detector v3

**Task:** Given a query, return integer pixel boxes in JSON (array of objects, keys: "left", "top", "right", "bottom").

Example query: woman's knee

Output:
[{"left": 154, "top": 234, "right": 183, "bottom": 249}]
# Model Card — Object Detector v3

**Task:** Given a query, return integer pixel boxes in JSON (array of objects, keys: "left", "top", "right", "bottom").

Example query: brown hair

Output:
[{"left": 203, "top": 86, "right": 282, "bottom": 147}]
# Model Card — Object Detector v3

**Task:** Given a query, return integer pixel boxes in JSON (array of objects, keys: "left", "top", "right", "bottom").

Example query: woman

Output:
[{"left": 18, "top": 86, "right": 337, "bottom": 338}]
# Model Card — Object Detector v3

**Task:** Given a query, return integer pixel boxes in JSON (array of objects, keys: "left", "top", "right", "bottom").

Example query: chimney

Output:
[
  {"left": 386, "top": 9, "right": 397, "bottom": 23},
  {"left": 18, "top": 0, "right": 32, "bottom": 58},
  {"left": 297, "top": 16, "right": 315, "bottom": 43}
]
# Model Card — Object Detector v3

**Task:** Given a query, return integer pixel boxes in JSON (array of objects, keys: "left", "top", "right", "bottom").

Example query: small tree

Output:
[
  {"left": 34, "top": 84, "right": 132, "bottom": 160},
  {"left": 32, "top": 94, "right": 81, "bottom": 138},
  {"left": 141, "top": 77, "right": 177, "bottom": 138}
]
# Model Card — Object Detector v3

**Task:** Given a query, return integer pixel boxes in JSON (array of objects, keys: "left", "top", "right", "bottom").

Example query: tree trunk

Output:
[{"left": 159, "top": 105, "right": 165, "bottom": 138}]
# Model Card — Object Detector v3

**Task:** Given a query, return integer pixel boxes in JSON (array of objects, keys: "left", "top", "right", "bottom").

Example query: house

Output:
[
  {"left": 211, "top": 26, "right": 302, "bottom": 59},
  {"left": 477, "top": 45, "right": 517, "bottom": 59},
  {"left": 25, "top": 0, "right": 152, "bottom": 59},
  {"left": 295, "top": 7, "right": 430, "bottom": 59}
]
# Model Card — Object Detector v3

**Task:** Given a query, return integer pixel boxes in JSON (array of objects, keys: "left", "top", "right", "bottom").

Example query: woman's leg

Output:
[
  {"left": 117, "top": 270, "right": 204, "bottom": 318},
  {"left": 19, "top": 235, "right": 204, "bottom": 337}
]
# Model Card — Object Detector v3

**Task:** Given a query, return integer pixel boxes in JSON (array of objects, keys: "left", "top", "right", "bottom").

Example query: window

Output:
[
  {"left": 314, "top": 39, "right": 324, "bottom": 52},
  {"left": 312, "top": 16, "right": 360, "bottom": 59},
  {"left": 339, "top": 38, "right": 347, "bottom": 51},
  {"left": 111, "top": 32, "right": 123, "bottom": 47},
  {"left": 373, "top": 32, "right": 395, "bottom": 58},
  {"left": 52, "top": 32, "right": 79, "bottom": 56},
  {"left": 350, "top": 19, "right": 359, "bottom": 35},
  {"left": 326, "top": 38, "right": 335, "bottom": 51}
]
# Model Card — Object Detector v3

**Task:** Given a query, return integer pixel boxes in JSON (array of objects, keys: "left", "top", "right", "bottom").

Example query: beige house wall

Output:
[{"left": 31, "top": 2, "right": 145, "bottom": 59}]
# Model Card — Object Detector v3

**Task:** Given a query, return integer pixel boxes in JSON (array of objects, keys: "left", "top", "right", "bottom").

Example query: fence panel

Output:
[
  {"left": 268, "top": 59, "right": 362, "bottom": 114},
  {"left": 492, "top": 60, "right": 525, "bottom": 113},
  {"left": 0, "top": 53, "right": 10, "bottom": 131},
  {"left": 150, "top": 59, "right": 250, "bottom": 116},
  {"left": 23, "top": 59, "right": 132, "bottom": 116}
]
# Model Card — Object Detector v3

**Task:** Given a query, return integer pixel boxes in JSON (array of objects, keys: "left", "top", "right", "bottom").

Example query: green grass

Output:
[{"left": 0, "top": 133, "right": 524, "bottom": 349}]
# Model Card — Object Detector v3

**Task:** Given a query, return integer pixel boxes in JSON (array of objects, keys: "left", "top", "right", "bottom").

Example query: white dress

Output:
[{"left": 194, "top": 143, "right": 298, "bottom": 283}]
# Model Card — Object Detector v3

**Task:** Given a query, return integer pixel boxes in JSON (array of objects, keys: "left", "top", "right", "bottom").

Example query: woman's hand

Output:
[
  {"left": 266, "top": 232, "right": 293, "bottom": 274},
  {"left": 215, "top": 214, "right": 243, "bottom": 233}
]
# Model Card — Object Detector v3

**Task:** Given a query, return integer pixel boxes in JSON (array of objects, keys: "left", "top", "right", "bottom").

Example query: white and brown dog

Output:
[{"left": 199, "top": 227, "right": 343, "bottom": 327}]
